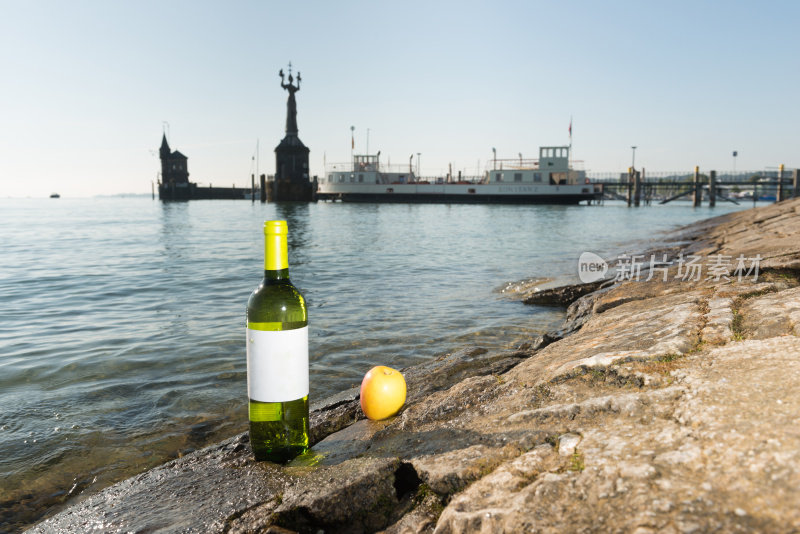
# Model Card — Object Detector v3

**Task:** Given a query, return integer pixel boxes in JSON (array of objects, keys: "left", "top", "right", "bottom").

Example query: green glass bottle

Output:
[{"left": 246, "top": 220, "right": 309, "bottom": 462}]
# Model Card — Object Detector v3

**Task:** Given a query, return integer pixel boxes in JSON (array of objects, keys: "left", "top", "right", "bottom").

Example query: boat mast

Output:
[{"left": 568, "top": 116, "right": 573, "bottom": 167}]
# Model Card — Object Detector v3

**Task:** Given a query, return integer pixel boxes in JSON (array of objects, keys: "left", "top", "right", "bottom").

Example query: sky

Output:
[{"left": 1, "top": 0, "right": 799, "bottom": 197}]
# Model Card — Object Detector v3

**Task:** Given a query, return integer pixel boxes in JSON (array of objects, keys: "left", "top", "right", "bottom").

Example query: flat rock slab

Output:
[
  {"left": 508, "top": 287, "right": 706, "bottom": 382},
  {"left": 26, "top": 433, "right": 290, "bottom": 534},
  {"left": 435, "top": 336, "right": 800, "bottom": 533}
]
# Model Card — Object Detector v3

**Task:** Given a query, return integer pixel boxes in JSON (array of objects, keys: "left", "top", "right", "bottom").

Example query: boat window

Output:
[
  {"left": 534, "top": 173, "right": 542, "bottom": 183},
  {"left": 358, "top": 174, "right": 364, "bottom": 183},
  {"left": 514, "top": 173, "right": 522, "bottom": 182},
  {"left": 350, "top": 175, "right": 355, "bottom": 182},
  {"left": 338, "top": 175, "right": 344, "bottom": 183},
  {"left": 468, "top": 188, "right": 476, "bottom": 194},
  {"left": 495, "top": 173, "right": 502, "bottom": 182}
]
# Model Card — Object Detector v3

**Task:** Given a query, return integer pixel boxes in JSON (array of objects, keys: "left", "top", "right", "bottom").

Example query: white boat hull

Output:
[{"left": 318, "top": 182, "right": 600, "bottom": 204}]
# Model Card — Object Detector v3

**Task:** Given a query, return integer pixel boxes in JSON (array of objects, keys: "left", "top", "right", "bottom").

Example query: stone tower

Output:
[
  {"left": 270, "top": 63, "right": 315, "bottom": 202},
  {"left": 158, "top": 134, "right": 192, "bottom": 200},
  {"left": 159, "top": 134, "right": 189, "bottom": 185}
]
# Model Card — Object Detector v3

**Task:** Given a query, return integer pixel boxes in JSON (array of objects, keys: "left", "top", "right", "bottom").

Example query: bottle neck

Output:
[
  {"left": 264, "top": 267, "right": 290, "bottom": 281},
  {"left": 264, "top": 231, "right": 289, "bottom": 271}
]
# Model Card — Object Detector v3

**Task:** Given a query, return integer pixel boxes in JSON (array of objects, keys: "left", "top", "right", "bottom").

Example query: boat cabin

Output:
[
  {"left": 326, "top": 153, "right": 416, "bottom": 185},
  {"left": 485, "top": 146, "right": 583, "bottom": 185}
]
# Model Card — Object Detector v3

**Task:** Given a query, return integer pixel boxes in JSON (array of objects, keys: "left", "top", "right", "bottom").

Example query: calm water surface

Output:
[{"left": 0, "top": 197, "right": 753, "bottom": 530}]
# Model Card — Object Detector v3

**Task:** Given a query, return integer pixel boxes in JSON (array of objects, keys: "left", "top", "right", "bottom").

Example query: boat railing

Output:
[
  {"left": 325, "top": 162, "right": 417, "bottom": 175},
  {"left": 488, "top": 158, "right": 540, "bottom": 170},
  {"left": 408, "top": 175, "right": 486, "bottom": 184}
]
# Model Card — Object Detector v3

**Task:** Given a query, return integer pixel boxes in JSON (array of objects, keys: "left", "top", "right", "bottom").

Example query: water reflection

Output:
[{"left": 273, "top": 202, "right": 311, "bottom": 266}]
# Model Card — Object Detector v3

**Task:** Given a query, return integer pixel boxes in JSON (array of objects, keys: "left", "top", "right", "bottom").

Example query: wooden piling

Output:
[
  {"left": 633, "top": 170, "right": 642, "bottom": 207},
  {"left": 793, "top": 169, "right": 799, "bottom": 199},
  {"left": 709, "top": 170, "right": 716, "bottom": 207},
  {"left": 251, "top": 174, "right": 255, "bottom": 203},
  {"left": 777, "top": 164, "right": 785, "bottom": 202},
  {"left": 693, "top": 166, "right": 701, "bottom": 207},
  {"left": 627, "top": 167, "right": 633, "bottom": 207},
  {"left": 260, "top": 174, "right": 267, "bottom": 203}
]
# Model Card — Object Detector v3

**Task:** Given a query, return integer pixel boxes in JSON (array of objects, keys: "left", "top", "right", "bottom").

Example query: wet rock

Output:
[
  {"left": 402, "top": 347, "right": 531, "bottom": 406},
  {"left": 309, "top": 386, "right": 361, "bottom": 445},
  {"left": 555, "top": 284, "right": 612, "bottom": 337},
  {"left": 267, "top": 457, "right": 418, "bottom": 534},
  {"left": 519, "top": 279, "right": 607, "bottom": 307},
  {"left": 311, "top": 344, "right": 540, "bottom": 448},
  {"left": 378, "top": 490, "right": 441, "bottom": 534},
  {"left": 26, "top": 433, "right": 293, "bottom": 534}
]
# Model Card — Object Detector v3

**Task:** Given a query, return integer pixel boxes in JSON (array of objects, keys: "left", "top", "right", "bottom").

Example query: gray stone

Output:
[
  {"left": 739, "top": 285, "right": 800, "bottom": 338},
  {"left": 557, "top": 433, "right": 582, "bottom": 456}
]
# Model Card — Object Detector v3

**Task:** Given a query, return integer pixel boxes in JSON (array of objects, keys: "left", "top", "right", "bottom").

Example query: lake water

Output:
[{"left": 0, "top": 197, "right": 753, "bottom": 531}]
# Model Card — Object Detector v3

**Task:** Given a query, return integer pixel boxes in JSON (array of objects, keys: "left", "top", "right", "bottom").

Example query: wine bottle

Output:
[{"left": 246, "top": 220, "right": 309, "bottom": 462}]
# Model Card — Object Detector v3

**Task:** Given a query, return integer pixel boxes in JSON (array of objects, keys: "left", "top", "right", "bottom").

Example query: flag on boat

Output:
[{"left": 569, "top": 117, "right": 572, "bottom": 139}]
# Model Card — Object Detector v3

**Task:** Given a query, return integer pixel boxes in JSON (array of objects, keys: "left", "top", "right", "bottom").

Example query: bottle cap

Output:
[
  {"left": 263, "top": 220, "right": 289, "bottom": 270},
  {"left": 264, "top": 220, "right": 288, "bottom": 235}
]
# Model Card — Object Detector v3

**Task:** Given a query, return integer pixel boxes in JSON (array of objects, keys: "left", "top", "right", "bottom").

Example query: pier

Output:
[{"left": 589, "top": 165, "right": 799, "bottom": 206}]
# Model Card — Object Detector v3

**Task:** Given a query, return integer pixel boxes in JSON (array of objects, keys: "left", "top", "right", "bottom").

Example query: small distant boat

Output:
[{"left": 50, "top": 193, "right": 60, "bottom": 198}]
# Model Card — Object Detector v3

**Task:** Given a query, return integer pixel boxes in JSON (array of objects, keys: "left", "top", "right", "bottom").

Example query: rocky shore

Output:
[{"left": 30, "top": 198, "right": 800, "bottom": 533}]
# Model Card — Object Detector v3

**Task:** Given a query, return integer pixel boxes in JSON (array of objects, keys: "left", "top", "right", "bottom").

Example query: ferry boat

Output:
[{"left": 317, "top": 146, "right": 602, "bottom": 204}]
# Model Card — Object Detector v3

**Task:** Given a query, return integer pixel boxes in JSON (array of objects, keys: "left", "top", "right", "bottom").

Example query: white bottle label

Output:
[{"left": 246, "top": 326, "right": 309, "bottom": 403}]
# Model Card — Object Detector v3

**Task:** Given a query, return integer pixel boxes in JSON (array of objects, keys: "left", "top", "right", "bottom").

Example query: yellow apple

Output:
[{"left": 360, "top": 366, "right": 407, "bottom": 420}]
